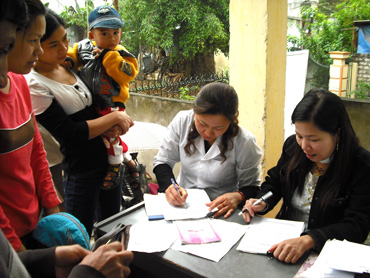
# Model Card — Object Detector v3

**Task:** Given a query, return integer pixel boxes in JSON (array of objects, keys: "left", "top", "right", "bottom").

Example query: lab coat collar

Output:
[{"left": 194, "top": 136, "right": 222, "bottom": 161}]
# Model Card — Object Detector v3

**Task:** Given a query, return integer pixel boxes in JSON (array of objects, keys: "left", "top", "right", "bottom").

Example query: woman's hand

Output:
[
  {"left": 241, "top": 198, "right": 267, "bottom": 223},
  {"left": 113, "top": 111, "right": 134, "bottom": 136},
  {"left": 87, "top": 110, "right": 134, "bottom": 140},
  {"left": 206, "top": 192, "right": 242, "bottom": 218},
  {"left": 267, "top": 235, "right": 315, "bottom": 264},
  {"left": 165, "top": 184, "right": 188, "bottom": 206}
]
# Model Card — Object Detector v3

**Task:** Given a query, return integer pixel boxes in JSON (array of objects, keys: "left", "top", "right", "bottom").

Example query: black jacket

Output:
[{"left": 257, "top": 135, "right": 370, "bottom": 251}]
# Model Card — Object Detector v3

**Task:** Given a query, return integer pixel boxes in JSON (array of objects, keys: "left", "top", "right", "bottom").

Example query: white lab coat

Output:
[{"left": 153, "top": 110, "right": 262, "bottom": 200}]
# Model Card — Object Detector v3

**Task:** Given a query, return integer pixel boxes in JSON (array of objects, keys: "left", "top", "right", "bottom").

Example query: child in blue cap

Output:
[{"left": 66, "top": 6, "right": 140, "bottom": 190}]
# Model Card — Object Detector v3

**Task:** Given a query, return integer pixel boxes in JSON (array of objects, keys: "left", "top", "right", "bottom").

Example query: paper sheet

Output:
[
  {"left": 298, "top": 241, "right": 353, "bottom": 278},
  {"left": 327, "top": 240, "right": 370, "bottom": 273},
  {"left": 175, "top": 219, "right": 221, "bottom": 244},
  {"left": 171, "top": 219, "right": 247, "bottom": 262},
  {"left": 144, "top": 189, "right": 212, "bottom": 221},
  {"left": 299, "top": 239, "right": 370, "bottom": 278},
  {"left": 236, "top": 216, "right": 305, "bottom": 254},
  {"left": 127, "top": 220, "right": 178, "bottom": 253}
]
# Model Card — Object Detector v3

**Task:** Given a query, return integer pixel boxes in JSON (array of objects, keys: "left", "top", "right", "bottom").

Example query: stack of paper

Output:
[
  {"left": 236, "top": 216, "right": 305, "bottom": 254},
  {"left": 299, "top": 239, "right": 370, "bottom": 278},
  {"left": 143, "top": 194, "right": 165, "bottom": 220}
]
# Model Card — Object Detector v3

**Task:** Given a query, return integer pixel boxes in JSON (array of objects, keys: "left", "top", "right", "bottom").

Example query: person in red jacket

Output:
[{"left": 1, "top": 0, "right": 61, "bottom": 252}]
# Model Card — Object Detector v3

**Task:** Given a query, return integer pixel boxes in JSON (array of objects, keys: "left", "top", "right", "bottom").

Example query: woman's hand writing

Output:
[
  {"left": 165, "top": 184, "right": 188, "bottom": 206},
  {"left": 206, "top": 192, "right": 242, "bottom": 218},
  {"left": 267, "top": 235, "right": 315, "bottom": 264},
  {"left": 241, "top": 198, "right": 267, "bottom": 223}
]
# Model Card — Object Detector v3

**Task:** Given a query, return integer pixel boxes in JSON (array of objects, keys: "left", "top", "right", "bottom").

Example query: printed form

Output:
[{"left": 237, "top": 216, "right": 305, "bottom": 254}]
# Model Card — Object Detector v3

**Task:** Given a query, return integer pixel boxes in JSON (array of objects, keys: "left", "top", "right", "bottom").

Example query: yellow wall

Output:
[
  {"left": 230, "top": 0, "right": 287, "bottom": 217},
  {"left": 230, "top": 0, "right": 287, "bottom": 177}
]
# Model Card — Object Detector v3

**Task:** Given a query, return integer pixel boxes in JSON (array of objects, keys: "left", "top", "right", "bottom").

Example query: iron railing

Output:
[{"left": 129, "top": 72, "right": 229, "bottom": 99}]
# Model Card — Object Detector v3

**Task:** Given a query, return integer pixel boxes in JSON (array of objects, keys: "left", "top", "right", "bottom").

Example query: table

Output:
[{"left": 94, "top": 202, "right": 305, "bottom": 278}]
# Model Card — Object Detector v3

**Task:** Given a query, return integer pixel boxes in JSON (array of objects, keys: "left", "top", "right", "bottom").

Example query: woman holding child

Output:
[{"left": 26, "top": 9, "right": 133, "bottom": 235}]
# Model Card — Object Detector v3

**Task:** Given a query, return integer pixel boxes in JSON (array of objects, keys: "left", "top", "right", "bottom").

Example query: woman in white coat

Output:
[{"left": 153, "top": 82, "right": 262, "bottom": 218}]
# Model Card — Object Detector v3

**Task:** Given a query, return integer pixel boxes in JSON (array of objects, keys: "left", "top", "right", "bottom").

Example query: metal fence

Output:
[{"left": 129, "top": 72, "right": 229, "bottom": 99}]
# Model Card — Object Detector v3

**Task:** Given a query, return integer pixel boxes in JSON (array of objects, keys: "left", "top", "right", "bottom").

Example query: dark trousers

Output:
[{"left": 63, "top": 168, "right": 121, "bottom": 236}]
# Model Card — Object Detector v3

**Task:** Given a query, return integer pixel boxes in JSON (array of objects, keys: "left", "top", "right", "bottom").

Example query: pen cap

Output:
[{"left": 262, "top": 191, "right": 273, "bottom": 200}]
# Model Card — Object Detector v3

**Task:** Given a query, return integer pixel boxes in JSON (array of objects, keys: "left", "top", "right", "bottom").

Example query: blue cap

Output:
[{"left": 88, "top": 6, "right": 123, "bottom": 30}]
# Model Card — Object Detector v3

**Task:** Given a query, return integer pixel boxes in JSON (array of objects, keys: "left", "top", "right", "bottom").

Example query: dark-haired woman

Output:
[
  {"left": 27, "top": 9, "right": 133, "bottom": 235},
  {"left": 1, "top": 0, "right": 62, "bottom": 252},
  {"left": 153, "top": 82, "right": 262, "bottom": 218},
  {"left": 242, "top": 89, "right": 370, "bottom": 263}
]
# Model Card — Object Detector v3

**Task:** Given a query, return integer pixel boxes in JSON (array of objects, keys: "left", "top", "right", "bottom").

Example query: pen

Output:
[
  {"left": 171, "top": 178, "right": 182, "bottom": 199},
  {"left": 253, "top": 191, "right": 273, "bottom": 206},
  {"left": 238, "top": 191, "right": 273, "bottom": 216},
  {"left": 238, "top": 208, "right": 248, "bottom": 216},
  {"left": 206, "top": 208, "right": 219, "bottom": 218}
]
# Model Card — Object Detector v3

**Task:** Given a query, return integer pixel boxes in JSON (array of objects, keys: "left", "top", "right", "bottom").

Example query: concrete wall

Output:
[
  {"left": 343, "top": 98, "right": 370, "bottom": 151},
  {"left": 124, "top": 94, "right": 193, "bottom": 179}
]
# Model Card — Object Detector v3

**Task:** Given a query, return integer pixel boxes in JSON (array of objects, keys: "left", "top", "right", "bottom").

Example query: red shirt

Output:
[{"left": 0, "top": 72, "right": 61, "bottom": 250}]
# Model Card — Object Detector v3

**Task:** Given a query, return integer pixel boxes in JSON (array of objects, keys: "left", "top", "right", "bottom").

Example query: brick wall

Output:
[{"left": 351, "top": 53, "right": 370, "bottom": 82}]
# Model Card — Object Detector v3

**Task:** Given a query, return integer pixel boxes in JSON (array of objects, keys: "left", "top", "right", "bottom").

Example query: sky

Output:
[{"left": 42, "top": 0, "right": 108, "bottom": 13}]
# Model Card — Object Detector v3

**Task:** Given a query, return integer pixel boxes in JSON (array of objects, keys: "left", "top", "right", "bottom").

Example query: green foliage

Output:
[
  {"left": 348, "top": 80, "right": 370, "bottom": 99},
  {"left": 179, "top": 86, "right": 197, "bottom": 100},
  {"left": 118, "top": 0, "right": 229, "bottom": 65},
  {"left": 287, "top": 0, "right": 370, "bottom": 66},
  {"left": 59, "top": 0, "right": 95, "bottom": 37}
]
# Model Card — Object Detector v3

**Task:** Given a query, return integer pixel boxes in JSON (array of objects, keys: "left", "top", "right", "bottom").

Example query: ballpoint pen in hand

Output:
[
  {"left": 171, "top": 178, "right": 187, "bottom": 208},
  {"left": 171, "top": 178, "right": 182, "bottom": 199},
  {"left": 239, "top": 191, "right": 273, "bottom": 216}
]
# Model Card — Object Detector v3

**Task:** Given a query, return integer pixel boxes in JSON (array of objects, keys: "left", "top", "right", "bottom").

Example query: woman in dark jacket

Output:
[{"left": 242, "top": 89, "right": 370, "bottom": 263}]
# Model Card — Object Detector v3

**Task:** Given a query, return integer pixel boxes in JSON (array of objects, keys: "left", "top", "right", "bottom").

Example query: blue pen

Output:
[
  {"left": 171, "top": 178, "right": 182, "bottom": 199},
  {"left": 171, "top": 178, "right": 187, "bottom": 208}
]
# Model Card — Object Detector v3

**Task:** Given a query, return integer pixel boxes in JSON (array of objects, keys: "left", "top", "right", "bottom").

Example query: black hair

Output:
[
  {"left": 0, "top": 0, "right": 29, "bottom": 30},
  {"left": 41, "top": 8, "right": 65, "bottom": 42},
  {"left": 287, "top": 88, "right": 360, "bottom": 207},
  {"left": 185, "top": 82, "right": 240, "bottom": 162},
  {"left": 24, "top": 0, "right": 46, "bottom": 31}
]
